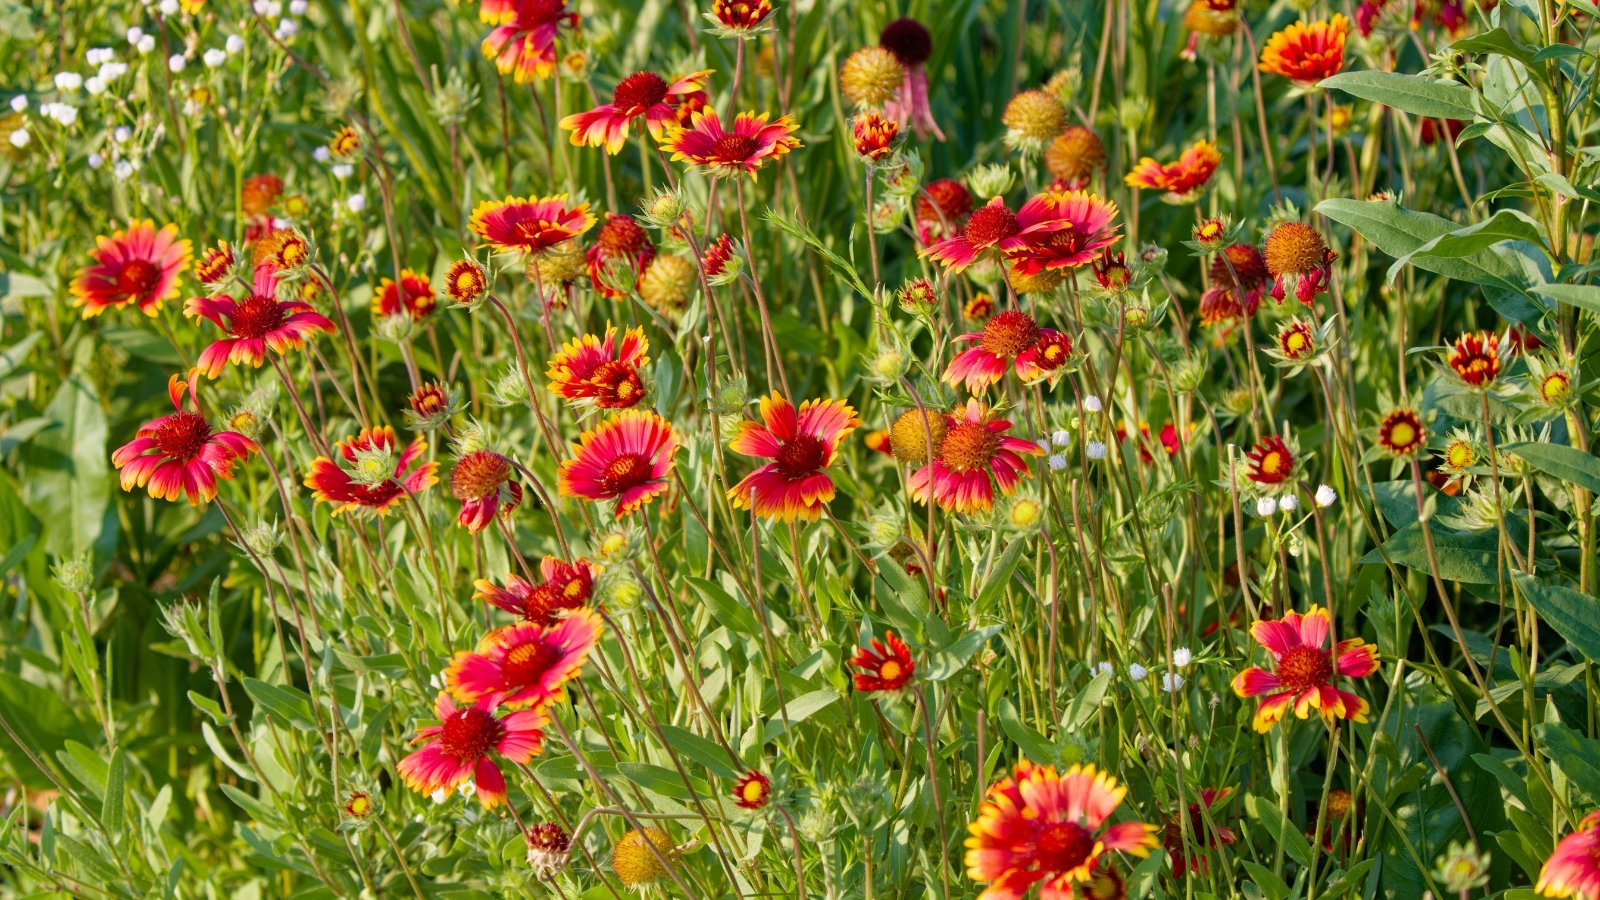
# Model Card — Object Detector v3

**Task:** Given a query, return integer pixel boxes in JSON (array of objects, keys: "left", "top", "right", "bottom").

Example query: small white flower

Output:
[
  {"left": 8, "top": 128, "right": 28, "bottom": 149},
  {"left": 114, "top": 125, "right": 132, "bottom": 143},
  {"left": 1086, "top": 441, "right": 1107, "bottom": 460},
  {"left": 331, "top": 162, "right": 354, "bottom": 179},
  {"left": 1278, "top": 493, "right": 1300, "bottom": 512},
  {"left": 265, "top": 0, "right": 284, "bottom": 15},
  {"left": 1051, "top": 429, "right": 1071, "bottom": 447},
  {"left": 159, "top": 0, "right": 180, "bottom": 15},
  {"left": 254, "top": 0, "right": 271, "bottom": 13},
  {"left": 167, "top": 54, "right": 186, "bottom": 73},
  {"left": 1083, "top": 395, "right": 1103, "bottom": 413},
  {"left": 1095, "top": 661, "right": 1114, "bottom": 677},
  {"left": 1315, "top": 484, "right": 1337, "bottom": 508},
  {"left": 272, "top": 216, "right": 292, "bottom": 230},
  {"left": 429, "top": 788, "right": 448, "bottom": 804},
  {"left": 275, "top": 18, "right": 299, "bottom": 38},
  {"left": 42, "top": 103, "right": 79, "bottom": 126},
  {"left": 98, "top": 61, "right": 129, "bottom": 81},
  {"left": 84, "top": 77, "right": 106, "bottom": 96},
  {"left": 313, "top": 145, "right": 331, "bottom": 162},
  {"left": 1172, "top": 647, "right": 1192, "bottom": 668},
  {"left": 87, "top": 151, "right": 103, "bottom": 168},
  {"left": 1162, "top": 672, "right": 1185, "bottom": 693},
  {"left": 1048, "top": 454, "right": 1067, "bottom": 471},
  {"left": 289, "top": 0, "right": 308, "bottom": 13},
  {"left": 1128, "top": 664, "right": 1148, "bottom": 681},
  {"left": 86, "top": 48, "right": 113, "bottom": 66},
  {"left": 456, "top": 780, "right": 475, "bottom": 798},
  {"left": 9, "top": 95, "right": 26, "bottom": 113},
  {"left": 114, "top": 159, "right": 135, "bottom": 180},
  {"left": 54, "top": 72, "right": 84, "bottom": 92},
  {"left": 126, "top": 26, "right": 145, "bottom": 45},
  {"left": 1036, "top": 438, "right": 1051, "bottom": 453},
  {"left": 346, "top": 193, "right": 366, "bottom": 212},
  {"left": 226, "top": 35, "right": 245, "bottom": 54},
  {"left": 136, "top": 35, "right": 156, "bottom": 54},
  {"left": 1255, "top": 496, "right": 1278, "bottom": 516},
  {"left": 203, "top": 48, "right": 227, "bottom": 68}
]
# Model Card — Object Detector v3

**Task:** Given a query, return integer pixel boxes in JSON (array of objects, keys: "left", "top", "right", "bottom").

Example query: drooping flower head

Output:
[
  {"left": 1259, "top": 15, "right": 1350, "bottom": 86},
  {"left": 112, "top": 374, "right": 256, "bottom": 506},
  {"left": 965, "top": 761, "right": 1159, "bottom": 898},
  {"left": 879, "top": 17, "right": 944, "bottom": 139},
  {"left": 186, "top": 264, "right": 337, "bottom": 379},
  {"left": 561, "top": 70, "right": 713, "bottom": 154},
  {"left": 852, "top": 631, "right": 915, "bottom": 692},
  {"left": 304, "top": 427, "right": 439, "bottom": 516},
  {"left": 1376, "top": 408, "right": 1426, "bottom": 457},
  {"left": 447, "top": 608, "right": 604, "bottom": 709},
  {"left": 733, "top": 770, "right": 772, "bottom": 810},
  {"left": 944, "top": 310, "right": 1070, "bottom": 392},
  {"left": 586, "top": 214, "right": 656, "bottom": 298},
  {"left": 915, "top": 178, "right": 974, "bottom": 244},
  {"left": 1447, "top": 331, "right": 1503, "bottom": 388},
  {"left": 451, "top": 449, "right": 524, "bottom": 532},
  {"left": 559, "top": 410, "right": 679, "bottom": 517},
  {"left": 471, "top": 195, "right": 596, "bottom": 256},
  {"left": 727, "top": 394, "right": 861, "bottom": 522},
  {"left": 1199, "top": 243, "right": 1269, "bottom": 325},
  {"left": 1045, "top": 126, "right": 1107, "bottom": 189},
  {"left": 1162, "top": 787, "right": 1236, "bottom": 875},
  {"left": 476, "top": 557, "right": 600, "bottom": 625},
  {"left": 1231, "top": 605, "right": 1379, "bottom": 732},
  {"left": 481, "top": 0, "right": 580, "bottom": 83},
  {"left": 1010, "top": 190, "right": 1122, "bottom": 275},
  {"left": 547, "top": 325, "right": 650, "bottom": 409},
  {"left": 1124, "top": 139, "right": 1222, "bottom": 201},
  {"left": 71, "top": 220, "right": 192, "bottom": 318},
  {"left": 1245, "top": 435, "right": 1295, "bottom": 487},
  {"left": 661, "top": 109, "right": 800, "bottom": 179},
  {"left": 1263, "top": 222, "right": 1336, "bottom": 306},
  {"left": 909, "top": 399, "right": 1043, "bottom": 514},
  {"left": 1536, "top": 810, "right": 1600, "bottom": 900},
  {"left": 397, "top": 693, "right": 546, "bottom": 808},
  {"left": 526, "top": 821, "right": 571, "bottom": 876},
  {"left": 375, "top": 268, "right": 437, "bottom": 319}
]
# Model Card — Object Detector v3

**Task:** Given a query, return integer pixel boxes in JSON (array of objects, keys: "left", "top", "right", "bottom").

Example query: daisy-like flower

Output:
[
  {"left": 446, "top": 608, "right": 604, "bottom": 709},
  {"left": 852, "top": 631, "right": 915, "bottom": 692},
  {"left": 915, "top": 178, "right": 974, "bottom": 244},
  {"left": 445, "top": 259, "right": 489, "bottom": 305},
  {"left": 726, "top": 394, "right": 861, "bottom": 522},
  {"left": 1162, "top": 787, "right": 1237, "bottom": 875},
  {"left": 1231, "top": 605, "right": 1380, "bottom": 732},
  {"left": 112, "top": 375, "right": 255, "bottom": 506},
  {"left": 943, "top": 310, "right": 1068, "bottom": 392},
  {"left": 1259, "top": 15, "right": 1350, "bottom": 86},
  {"left": 241, "top": 173, "right": 283, "bottom": 218},
  {"left": 304, "top": 427, "right": 439, "bottom": 516},
  {"left": 1537, "top": 811, "right": 1600, "bottom": 899},
  {"left": 561, "top": 70, "right": 712, "bottom": 154},
  {"left": 708, "top": 0, "right": 773, "bottom": 33},
  {"left": 546, "top": 325, "right": 650, "bottom": 409},
  {"left": 186, "top": 264, "right": 336, "bottom": 379},
  {"left": 192, "top": 240, "right": 234, "bottom": 286},
  {"left": 1263, "top": 222, "right": 1337, "bottom": 306},
  {"left": 397, "top": 693, "right": 547, "bottom": 809},
  {"left": 965, "top": 761, "right": 1159, "bottom": 898},
  {"left": 965, "top": 292, "right": 995, "bottom": 321},
  {"left": 1010, "top": 190, "right": 1121, "bottom": 275},
  {"left": 733, "top": 770, "right": 772, "bottom": 810},
  {"left": 1181, "top": 0, "right": 1242, "bottom": 58},
  {"left": 327, "top": 125, "right": 360, "bottom": 159},
  {"left": 480, "top": 0, "right": 579, "bottom": 83},
  {"left": 1199, "top": 244, "right": 1269, "bottom": 326},
  {"left": 1376, "top": 408, "right": 1426, "bottom": 457},
  {"left": 586, "top": 214, "right": 656, "bottom": 298},
  {"left": 470, "top": 195, "right": 595, "bottom": 256},
  {"left": 909, "top": 399, "right": 1043, "bottom": 514},
  {"left": 1092, "top": 250, "right": 1132, "bottom": 292},
  {"left": 920, "top": 195, "right": 1067, "bottom": 274},
  {"left": 1124, "top": 139, "right": 1222, "bottom": 201},
  {"left": 1245, "top": 435, "right": 1295, "bottom": 487},
  {"left": 451, "top": 449, "right": 524, "bottom": 532},
  {"left": 661, "top": 108, "right": 800, "bottom": 179},
  {"left": 71, "top": 220, "right": 192, "bottom": 318},
  {"left": 879, "top": 17, "right": 944, "bottom": 140},
  {"left": 476, "top": 557, "right": 600, "bottom": 625},
  {"left": 558, "top": 410, "right": 679, "bottom": 517},
  {"left": 1447, "top": 331, "right": 1503, "bottom": 388},
  {"left": 1276, "top": 320, "right": 1318, "bottom": 361},
  {"left": 851, "top": 111, "right": 900, "bottom": 161},
  {"left": 374, "top": 269, "right": 437, "bottom": 319}
]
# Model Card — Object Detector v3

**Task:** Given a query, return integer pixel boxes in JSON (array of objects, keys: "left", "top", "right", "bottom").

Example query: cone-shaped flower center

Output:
[
  {"left": 774, "top": 434, "right": 828, "bottom": 480},
  {"left": 117, "top": 259, "right": 162, "bottom": 298},
  {"left": 1276, "top": 645, "right": 1333, "bottom": 693},
  {"left": 939, "top": 422, "right": 1000, "bottom": 473},
  {"left": 230, "top": 293, "right": 288, "bottom": 339},
  {"left": 438, "top": 706, "right": 505, "bottom": 763},
  {"left": 596, "top": 215, "right": 651, "bottom": 255},
  {"left": 154, "top": 412, "right": 213, "bottom": 462},
  {"left": 501, "top": 639, "right": 561, "bottom": 690},
  {"left": 963, "top": 204, "right": 1020, "bottom": 249},
  {"left": 741, "top": 779, "right": 769, "bottom": 804},
  {"left": 711, "top": 133, "right": 759, "bottom": 162},
  {"left": 601, "top": 453, "right": 652, "bottom": 492},
  {"left": 1037, "top": 822, "right": 1096, "bottom": 873},
  {"left": 890, "top": 410, "right": 947, "bottom": 463},
  {"left": 981, "top": 310, "right": 1041, "bottom": 358},
  {"left": 612, "top": 72, "right": 668, "bottom": 114},
  {"left": 451, "top": 450, "right": 513, "bottom": 501},
  {"left": 1264, "top": 223, "right": 1328, "bottom": 276}
]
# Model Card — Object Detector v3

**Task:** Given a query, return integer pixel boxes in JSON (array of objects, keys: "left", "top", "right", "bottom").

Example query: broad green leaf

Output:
[
  {"left": 1513, "top": 573, "right": 1600, "bottom": 663},
  {"left": 996, "top": 698, "right": 1057, "bottom": 765},
  {"left": 618, "top": 762, "right": 695, "bottom": 801},
  {"left": 658, "top": 724, "right": 741, "bottom": 780},
  {"left": 19, "top": 375, "right": 114, "bottom": 558},
  {"left": 1244, "top": 793, "right": 1315, "bottom": 868},
  {"left": 975, "top": 539, "right": 1029, "bottom": 610},
  {"left": 1532, "top": 284, "right": 1600, "bottom": 316},
  {"left": 102, "top": 748, "right": 125, "bottom": 836},
  {"left": 0, "top": 672, "right": 93, "bottom": 790},
  {"left": 1062, "top": 671, "right": 1112, "bottom": 732},
  {"left": 242, "top": 678, "right": 318, "bottom": 731},
  {"left": 688, "top": 576, "right": 761, "bottom": 637},
  {"left": 1504, "top": 442, "right": 1600, "bottom": 494},
  {"left": 761, "top": 688, "right": 840, "bottom": 743},
  {"left": 1451, "top": 27, "right": 1539, "bottom": 68},
  {"left": 1386, "top": 208, "right": 1546, "bottom": 281},
  {"left": 1320, "top": 71, "right": 1479, "bottom": 120},
  {"left": 921, "top": 624, "right": 1003, "bottom": 681},
  {"left": 1359, "top": 522, "right": 1509, "bottom": 584},
  {"left": 186, "top": 690, "right": 230, "bottom": 725}
]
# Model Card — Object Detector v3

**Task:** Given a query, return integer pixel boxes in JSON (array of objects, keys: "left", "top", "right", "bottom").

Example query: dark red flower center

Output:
[
  {"left": 939, "top": 422, "right": 1000, "bottom": 473},
  {"left": 154, "top": 411, "right": 213, "bottom": 462},
  {"left": 1036, "top": 822, "right": 1097, "bottom": 873},
  {"left": 600, "top": 453, "right": 653, "bottom": 493},
  {"left": 520, "top": 0, "right": 568, "bottom": 24},
  {"left": 229, "top": 293, "right": 288, "bottom": 339},
  {"left": 711, "top": 133, "right": 759, "bottom": 162},
  {"left": 591, "top": 361, "right": 644, "bottom": 408},
  {"left": 879, "top": 17, "right": 932, "bottom": 65},
  {"left": 117, "top": 259, "right": 163, "bottom": 299},
  {"left": 501, "top": 639, "right": 561, "bottom": 690},
  {"left": 981, "top": 310, "right": 1041, "bottom": 358},
  {"left": 438, "top": 706, "right": 505, "bottom": 763},
  {"left": 514, "top": 218, "right": 564, "bottom": 248},
  {"left": 774, "top": 434, "right": 828, "bottom": 480},
  {"left": 963, "top": 205, "right": 1020, "bottom": 249},
  {"left": 411, "top": 384, "right": 448, "bottom": 416},
  {"left": 613, "top": 72, "right": 669, "bottom": 115},
  {"left": 1276, "top": 645, "right": 1333, "bottom": 693}
]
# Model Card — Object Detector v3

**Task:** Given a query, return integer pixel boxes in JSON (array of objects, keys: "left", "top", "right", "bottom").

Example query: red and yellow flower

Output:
[
  {"left": 1263, "top": 222, "right": 1336, "bottom": 306},
  {"left": 476, "top": 557, "right": 599, "bottom": 626},
  {"left": 304, "top": 427, "right": 439, "bottom": 516},
  {"left": 375, "top": 269, "right": 437, "bottom": 319},
  {"left": 727, "top": 394, "right": 861, "bottom": 522},
  {"left": 1245, "top": 435, "right": 1295, "bottom": 487},
  {"left": 1199, "top": 244, "right": 1269, "bottom": 325},
  {"left": 852, "top": 631, "right": 915, "bottom": 692},
  {"left": 733, "top": 770, "right": 772, "bottom": 810},
  {"left": 193, "top": 240, "right": 234, "bottom": 286},
  {"left": 186, "top": 264, "right": 336, "bottom": 379},
  {"left": 546, "top": 325, "right": 650, "bottom": 409},
  {"left": 944, "top": 310, "right": 1070, "bottom": 392},
  {"left": 920, "top": 195, "right": 1069, "bottom": 274},
  {"left": 1011, "top": 191, "right": 1122, "bottom": 275},
  {"left": 851, "top": 111, "right": 901, "bottom": 161},
  {"left": 1447, "top": 331, "right": 1503, "bottom": 388},
  {"left": 470, "top": 195, "right": 595, "bottom": 256},
  {"left": 1124, "top": 139, "right": 1222, "bottom": 200},
  {"left": 1376, "top": 408, "right": 1426, "bottom": 457},
  {"left": 558, "top": 410, "right": 679, "bottom": 517},
  {"left": 1259, "top": 15, "right": 1350, "bottom": 86},
  {"left": 446, "top": 608, "right": 603, "bottom": 709},
  {"left": 397, "top": 693, "right": 547, "bottom": 808},
  {"left": 1231, "top": 606, "right": 1379, "bottom": 732},
  {"left": 445, "top": 259, "right": 489, "bottom": 305},
  {"left": 1537, "top": 810, "right": 1600, "bottom": 899},
  {"left": 586, "top": 214, "right": 656, "bottom": 298},
  {"left": 661, "top": 109, "right": 801, "bottom": 178},
  {"left": 965, "top": 761, "right": 1159, "bottom": 898},
  {"left": 112, "top": 375, "right": 255, "bottom": 506},
  {"left": 909, "top": 399, "right": 1042, "bottom": 514},
  {"left": 71, "top": 220, "right": 192, "bottom": 318},
  {"left": 480, "top": 0, "right": 579, "bottom": 83},
  {"left": 450, "top": 449, "right": 524, "bottom": 532},
  {"left": 915, "top": 178, "right": 974, "bottom": 245},
  {"left": 561, "top": 70, "right": 712, "bottom": 154}
]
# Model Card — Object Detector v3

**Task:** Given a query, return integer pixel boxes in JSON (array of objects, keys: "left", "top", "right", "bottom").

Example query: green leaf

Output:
[
  {"left": 1531, "top": 284, "right": 1600, "bottom": 316},
  {"left": 687, "top": 576, "right": 761, "bottom": 638},
  {"left": 617, "top": 762, "right": 694, "bottom": 801},
  {"left": 19, "top": 375, "right": 114, "bottom": 558},
  {"left": 1450, "top": 27, "right": 1539, "bottom": 68},
  {"left": 996, "top": 698, "right": 1057, "bottom": 765},
  {"left": 186, "top": 690, "right": 230, "bottom": 725},
  {"left": 1534, "top": 723, "right": 1600, "bottom": 806},
  {"left": 921, "top": 625, "right": 1003, "bottom": 682},
  {"left": 0, "top": 672, "right": 93, "bottom": 790},
  {"left": 1513, "top": 573, "right": 1600, "bottom": 662},
  {"left": 1359, "top": 522, "right": 1509, "bottom": 584},
  {"left": 658, "top": 724, "right": 740, "bottom": 780},
  {"left": 101, "top": 748, "right": 126, "bottom": 837},
  {"left": 1385, "top": 208, "right": 1546, "bottom": 281},
  {"left": 241, "top": 678, "right": 318, "bottom": 731},
  {"left": 762, "top": 689, "right": 840, "bottom": 743},
  {"left": 1320, "top": 71, "right": 1479, "bottom": 120},
  {"left": 1504, "top": 441, "right": 1600, "bottom": 494},
  {"left": 218, "top": 783, "right": 282, "bottom": 826},
  {"left": 975, "top": 540, "right": 1029, "bottom": 611},
  {"left": 1244, "top": 793, "right": 1314, "bottom": 868},
  {"left": 1062, "top": 671, "right": 1113, "bottom": 732}
]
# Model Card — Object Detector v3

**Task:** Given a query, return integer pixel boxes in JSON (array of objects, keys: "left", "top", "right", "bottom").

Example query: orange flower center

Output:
[
  {"left": 438, "top": 706, "right": 505, "bottom": 763},
  {"left": 741, "top": 779, "right": 768, "bottom": 803},
  {"left": 601, "top": 453, "right": 653, "bottom": 492},
  {"left": 501, "top": 639, "right": 561, "bottom": 689},
  {"left": 711, "top": 133, "right": 759, "bottom": 162},
  {"left": 939, "top": 422, "right": 1000, "bottom": 473},
  {"left": 153, "top": 411, "right": 213, "bottom": 462},
  {"left": 775, "top": 434, "right": 828, "bottom": 480},
  {"left": 229, "top": 293, "right": 288, "bottom": 339},
  {"left": 1264, "top": 223, "right": 1328, "bottom": 276},
  {"left": 451, "top": 450, "right": 512, "bottom": 501},
  {"left": 1276, "top": 645, "right": 1333, "bottom": 693},
  {"left": 1281, "top": 326, "right": 1312, "bottom": 357},
  {"left": 597, "top": 215, "right": 651, "bottom": 255},
  {"left": 963, "top": 205, "right": 1020, "bottom": 249},
  {"left": 117, "top": 259, "right": 163, "bottom": 299},
  {"left": 981, "top": 310, "right": 1042, "bottom": 358},
  {"left": 612, "top": 72, "right": 668, "bottom": 114},
  {"left": 878, "top": 660, "right": 903, "bottom": 681},
  {"left": 1037, "top": 822, "right": 1097, "bottom": 873}
]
